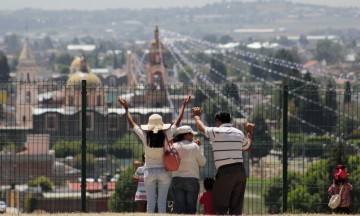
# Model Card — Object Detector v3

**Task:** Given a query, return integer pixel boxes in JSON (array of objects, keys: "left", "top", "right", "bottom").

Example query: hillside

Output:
[{"left": 0, "top": 1, "right": 359, "bottom": 41}]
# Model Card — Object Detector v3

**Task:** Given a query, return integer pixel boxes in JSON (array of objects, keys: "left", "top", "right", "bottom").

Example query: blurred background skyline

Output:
[{"left": 1, "top": 0, "right": 360, "bottom": 10}]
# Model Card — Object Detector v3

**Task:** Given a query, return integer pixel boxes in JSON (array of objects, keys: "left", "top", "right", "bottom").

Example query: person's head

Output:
[
  {"left": 334, "top": 165, "right": 349, "bottom": 184},
  {"left": 204, "top": 177, "right": 214, "bottom": 192},
  {"left": 141, "top": 114, "right": 170, "bottom": 148},
  {"left": 214, "top": 110, "right": 231, "bottom": 126},
  {"left": 141, "top": 113, "right": 171, "bottom": 134},
  {"left": 334, "top": 167, "right": 349, "bottom": 181},
  {"left": 173, "top": 125, "right": 198, "bottom": 142}
]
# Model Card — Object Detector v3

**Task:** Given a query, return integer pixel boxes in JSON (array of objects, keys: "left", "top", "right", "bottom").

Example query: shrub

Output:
[{"left": 28, "top": 176, "right": 53, "bottom": 192}]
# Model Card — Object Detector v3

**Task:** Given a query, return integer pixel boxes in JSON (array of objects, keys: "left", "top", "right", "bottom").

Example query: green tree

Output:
[
  {"left": 54, "top": 53, "right": 73, "bottom": 67},
  {"left": 209, "top": 55, "right": 227, "bottom": 84},
  {"left": 222, "top": 82, "right": 240, "bottom": 102},
  {"left": 194, "top": 86, "right": 208, "bottom": 107},
  {"left": 323, "top": 81, "right": 337, "bottom": 133},
  {"left": 53, "top": 139, "right": 104, "bottom": 158},
  {"left": 202, "top": 34, "right": 217, "bottom": 43},
  {"left": 112, "top": 52, "right": 120, "bottom": 69},
  {"left": 53, "top": 140, "right": 82, "bottom": 158},
  {"left": 4, "top": 33, "right": 21, "bottom": 54},
  {"left": 108, "top": 165, "right": 137, "bottom": 212},
  {"left": 314, "top": 39, "right": 343, "bottom": 64},
  {"left": 201, "top": 96, "right": 228, "bottom": 125},
  {"left": 271, "top": 49, "right": 302, "bottom": 89},
  {"left": 218, "top": 34, "right": 233, "bottom": 44},
  {"left": 28, "top": 176, "right": 53, "bottom": 192},
  {"left": 250, "top": 59, "right": 267, "bottom": 80},
  {"left": 111, "top": 133, "right": 143, "bottom": 159},
  {"left": 277, "top": 36, "right": 295, "bottom": 46},
  {"left": 74, "top": 153, "right": 95, "bottom": 176},
  {"left": 178, "top": 71, "right": 191, "bottom": 83},
  {"left": 298, "top": 34, "right": 309, "bottom": 46},
  {"left": 24, "top": 194, "right": 37, "bottom": 213},
  {"left": 72, "top": 37, "right": 80, "bottom": 44},
  {"left": 249, "top": 113, "right": 273, "bottom": 161},
  {"left": 0, "top": 50, "right": 10, "bottom": 82},
  {"left": 299, "top": 73, "right": 323, "bottom": 134},
  {"left": 263, "top": 172, "right": 301, "bottom": 213},
  {"left": 344, "top": 81, "right": 351, "bottom": 103},
  {"left": 53, "top": 53, "right": 72, "bottom": 74}
]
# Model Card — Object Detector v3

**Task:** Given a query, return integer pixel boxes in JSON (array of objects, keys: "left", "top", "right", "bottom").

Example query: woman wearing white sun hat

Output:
[
  {"left": 118, "top": 95, "right": 191, "bottom": 213},
  {"left": 171, "top": 125, "right": 206, "bottom": 214}
]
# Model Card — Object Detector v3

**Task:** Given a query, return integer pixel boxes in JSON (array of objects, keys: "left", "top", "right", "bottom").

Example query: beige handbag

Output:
[{"left": 328, "top": 185, "right": 343, "bottom": 209}]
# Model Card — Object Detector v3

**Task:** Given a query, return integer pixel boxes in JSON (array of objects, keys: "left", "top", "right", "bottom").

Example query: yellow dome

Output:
[
  {"left": 70, "top": 57, "right": 82, "bottom": 69},
  {"left": 67, "top": 71, "right": 101, "bottom": 86}
]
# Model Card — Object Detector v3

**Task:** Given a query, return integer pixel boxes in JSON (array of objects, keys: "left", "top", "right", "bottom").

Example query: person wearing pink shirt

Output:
[{"left": 328, "top": 165, "right": 353, "bottom": 214}]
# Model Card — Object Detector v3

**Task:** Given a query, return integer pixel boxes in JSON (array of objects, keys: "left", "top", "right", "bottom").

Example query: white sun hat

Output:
[
  {"left": 175, "top": 125, "right": 198, "bottom": 135},
  {"left": 140, "top": 114, "right": 171, "bottom": 133}
]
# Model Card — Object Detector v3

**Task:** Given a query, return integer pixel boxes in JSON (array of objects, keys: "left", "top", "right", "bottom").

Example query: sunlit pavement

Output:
[{"left": 6, "top": 207, "right": 20, "bottom": 214}]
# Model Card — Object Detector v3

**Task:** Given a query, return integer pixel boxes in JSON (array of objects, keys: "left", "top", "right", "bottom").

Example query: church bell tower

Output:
[
  {"left": 16, "top": 39, "right": 38, "bottom": 128},
  {"left": 145, "top": 26, "right": 168, "bottom": 107}
]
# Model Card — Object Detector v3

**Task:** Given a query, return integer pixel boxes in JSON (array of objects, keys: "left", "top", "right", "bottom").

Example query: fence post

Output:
[
  {"left": 81, "top": 80, "right": 87, "bottom": 212},
  {"left": 282, "top": 85, "right": 288, "bottom": 213}
]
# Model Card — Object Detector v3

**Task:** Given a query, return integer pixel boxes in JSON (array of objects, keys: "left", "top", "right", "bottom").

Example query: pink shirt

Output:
[
  {"left": 199, "top": 191, "right": 215, "bottom": 215},
  {"left": 328, "top": 182, "right": 353, "bottom": 207}
]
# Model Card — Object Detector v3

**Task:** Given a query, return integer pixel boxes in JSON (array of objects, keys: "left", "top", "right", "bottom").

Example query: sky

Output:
[{"left": 1, "top": 0, "right": 359, "bottom": 10}]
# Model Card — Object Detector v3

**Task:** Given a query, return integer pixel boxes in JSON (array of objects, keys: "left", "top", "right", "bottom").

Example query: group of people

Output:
[
  {"left": 120, "top": 95, "right": 355, "bottom": 215},
  {"left": 119, "top": 95, "right": 254, "bottom": 215}
]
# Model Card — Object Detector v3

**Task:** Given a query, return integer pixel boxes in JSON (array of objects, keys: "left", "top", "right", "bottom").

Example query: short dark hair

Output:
[
  {"left": 204, "top": 177, "right": 214, "bottom": 191},
  {"left": 172, "top": 133, "right": 186, "bottom": 142},
  {"left": 214, "top": 110, "right": 231, "bottom": 123}
]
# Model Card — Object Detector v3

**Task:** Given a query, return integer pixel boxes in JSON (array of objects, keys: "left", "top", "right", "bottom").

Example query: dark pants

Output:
[
  {"left": 213, "top": 163, "right": 246, "bottom": 215},
  {"left": 334, "top": 207, "right": 352, "bottom": 214},
  {"left": 171, "top": 177, "right": 200, "bottom": 214},
  {"left": 136, "top": 201, "right": 147, "bottom": 212}
]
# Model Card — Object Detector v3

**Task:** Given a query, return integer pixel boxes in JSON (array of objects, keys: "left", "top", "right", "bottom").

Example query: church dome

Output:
[
  {"left": 70, "top": 57, "right": 82, "bottom": 70},
  {"left": 67, "top": 71, "right": 101, "bottom": 86},
  {"left": 67, "top": 55, "right": 100, "bottom": 86}
]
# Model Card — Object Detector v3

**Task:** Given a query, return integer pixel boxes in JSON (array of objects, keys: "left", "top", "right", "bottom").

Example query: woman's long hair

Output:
[{"left": 146, "top": 130, "right": 165, "bottom": 148}]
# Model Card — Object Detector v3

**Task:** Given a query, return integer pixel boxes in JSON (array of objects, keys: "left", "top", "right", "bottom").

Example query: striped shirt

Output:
[
  {"left": 204, "top": 123, "right": 248, "bottom": 169},
  {"left": 134, "top": 166, "right": 147, "bottom": 201}
]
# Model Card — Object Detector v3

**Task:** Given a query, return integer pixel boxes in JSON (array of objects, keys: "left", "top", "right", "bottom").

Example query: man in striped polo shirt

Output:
[{"left": 192, "top": 107, "right": 254, "bottom": 215}]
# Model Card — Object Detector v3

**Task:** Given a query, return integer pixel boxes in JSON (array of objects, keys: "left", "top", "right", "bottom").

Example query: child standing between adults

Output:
[
  {"left": 328, "top": 165, "right": 353, "bottom": 214},
  {"left": 199, "top": 177, "right": 215, "bottom": 215},
  {"left": 133, "top": 153, "right": 147, "bottom": 212}
]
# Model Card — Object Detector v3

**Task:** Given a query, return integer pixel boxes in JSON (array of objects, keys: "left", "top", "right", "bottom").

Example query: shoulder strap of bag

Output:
[
  {"left": 163, "top": 131, "right": 170, "bottom": 153},
  {"left": 339, "top": 185, "right": 344, "bottom": 196}
]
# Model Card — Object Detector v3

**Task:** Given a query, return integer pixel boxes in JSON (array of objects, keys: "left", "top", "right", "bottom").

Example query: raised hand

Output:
[
  {"left": 118, "top": 97, "right": 128, "bottom": 109},
  {"left": 192, "top": 107, "right": 202, "bottom": 116},
  {"left": 194, "top": 139, "right": 201, "bottom": 146},
  {"left": 183, "top": 95, "right": 191, "bottom": 106},
  {"left": 243, "top": 122, "right": 255, "bottom": 133}
]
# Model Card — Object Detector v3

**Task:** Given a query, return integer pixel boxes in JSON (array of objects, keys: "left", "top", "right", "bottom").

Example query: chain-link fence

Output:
[{"left": 0, "top": 81, "right": 359, "bottom": 214}]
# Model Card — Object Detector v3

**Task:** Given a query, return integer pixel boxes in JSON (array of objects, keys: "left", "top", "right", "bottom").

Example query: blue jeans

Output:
[
  {"left": 171, "top": 177, "right": 200, "bottom": 214},
  {"left": 144, "top": 167, "right": 171, "bottom": 213}
]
